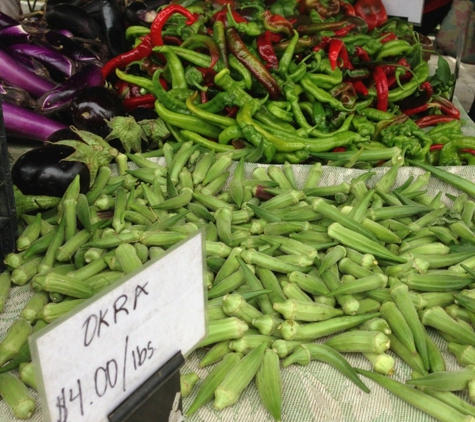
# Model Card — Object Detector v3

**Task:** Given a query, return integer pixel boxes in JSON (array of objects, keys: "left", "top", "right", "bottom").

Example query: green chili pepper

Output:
[
  {"left": 152, "top": 69, "right": 190, "bottom": 114},
  {"left": 301, "top": 75, "right": 355, "bottom": 112},
  {"left": 279, "top": 30, "right": 299, "bottom": 78}
]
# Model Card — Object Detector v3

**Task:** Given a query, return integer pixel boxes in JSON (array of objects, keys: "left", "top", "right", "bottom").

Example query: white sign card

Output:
[
  {"left": 30, "top": 230, "right": 206, "bottom": 422},
  {"left": 382, "top": 0, "right": 425, "bottom": 25}
]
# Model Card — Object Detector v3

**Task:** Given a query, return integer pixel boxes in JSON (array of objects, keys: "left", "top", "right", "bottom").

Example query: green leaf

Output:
[
  {"left": 54, "top": 128, "right": 119, "bottom": 186},
  {"left": 435, "top": 55, "right": 452, "bottom": 86},
  {"left": 105, "top": 116, "right": 147, "bottom": 154}
]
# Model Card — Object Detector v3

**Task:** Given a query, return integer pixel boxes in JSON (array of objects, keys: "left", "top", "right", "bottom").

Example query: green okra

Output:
[
  {"left": 139, "top": 231, "right": 187, "bottom": 247},
  {"left": 390, "top": 282, "right": 429, "bottom": 370},
  {"left": 16, "top": 213, "right": 42, "bottom": 252},
  {"left": 363, "top": 352, "right": 395, "bottom": 375},
  {"left": 198, "top": 317, "right": 249, "bottom": 348},
  {"left": 256, "top": 267, "right": 287, "bottom": 305},
  {"left": 401, "top": 272, "right": 474, "bottom": 292},
  {"left": 321, "top": 266, "right": 360, "bottom": 315},
  {"left": 241, "top": 248, "right": 312, "bottom": 274},
  {"left": 222, "top": 293, "right": 263, "bottom": 324},
  {"left": 302, "top": 162, "right": 323, "bottom": 190},
  {"left": 448, "top": 342, "right": 475, "bottom": 367},
  {"left": 186, "top": 353, "right": 242, "bottom": 416},
  {"left": 326, "top": 273, "right": 388, "bottom": 297},
  {"left": 0, "top": 318, "right": 32, "bottom": 367},
  {"left": 55, "top": 229, "right": 93, "bottom": 262},
  {"left": 268, "top": 165, "right": 293, "bottom": 190},
  {"left": 411, "top": 370, "right": 475, "bottom": 418},
  {"left": 20, "top": 291, "right": 49, "bottom": 323},
  {"left": 256, "top": 348, "right": 282, "bottom": 422},
  {"left": 280, "top": 280, "right": 313, "bottom": 303},
  {"left": 34, "top": 272, "right": 95, "bottom": 299},
  {"left": 356, "top": 368, "right": 474, "bottom": 422},
  {"left": 115, "top": 243, "right": 143, "bottom": 274},
  {"left": 199, "top": 341, "right": 233, "bottom": 367},
  {"left": 287, "top": 270, "right": 330, "bottom": 296},
  {"left": 450, "top": 221, "right": 475, "bottom": 244},
  {"left": 10, "top": 257, "right": 42, "bottom": 286},
  {"left": 252, "top": 314, "right": 283, "bottom": 336},
  {"left": 381, "top": 300, "right": 417, "bottom": 356},
  {"left": 420, "top": 306, "right": 475, "bottom": 348},
  {"left": 215, "top": 207, "right": 233, "bottom": 246},
  {"left": 0, "top": 271, "right": 11, "bottom": 313},
  {"left": 208, "top": 268, "right": 246, "bottom": 299},
  {"left": 277, "top": 312, "right": 380, "bottom": 341},
  {"left": 181, "top": 372, "right": 200, "bottom": 399},
  {"left": 327, "top": 223, "right": 406, "bottom": 264},
  {"left": 406, "top": 367, "right": 475, "bottom": 392},
  {"left": 324, "top": 330, "right": 390, "bottom": 354},
  {"left": 0, "top": 373, "right": 36, "bottom": 419},
  {"left": 214, "top": 342, "right": 267, "bottom": 410},
  {"left": 202, "top": 151, "right": 234, "bottom": 186},
  {"left": 359, "top": 317, "right": 391, "bottom": 335},
  {"left": 37, "top": 299, "right": 86, "bottom": 323},
  {"left": 229, "top": 333, "right": 276, "bottom": 354},
  {"left": 274, "top": 299, "right": 343, "bottom": 322},
  {"left": 318, "top": 245, "right": 346, "bottom": 275},
  {"left": 259, "top": 190, "right": 304, "bottom": 211},
  {"left": 282, "top": 343, "right": 370, "bottom": 393},
  {"left": 19, "top": 362, "right": 37, "bottom": 390},
  {"left": 262, "top": 221, "right": 311, "bottom": 236}
]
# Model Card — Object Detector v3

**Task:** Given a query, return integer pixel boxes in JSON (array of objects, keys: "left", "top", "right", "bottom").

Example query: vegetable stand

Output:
[{"left": 1, "top": 111, "right": 475, "bottom": 421}]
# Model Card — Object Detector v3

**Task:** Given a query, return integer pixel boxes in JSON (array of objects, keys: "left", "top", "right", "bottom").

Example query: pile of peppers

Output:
[{"left": 101, "top": 0, "right": 474, "bottom": 166}]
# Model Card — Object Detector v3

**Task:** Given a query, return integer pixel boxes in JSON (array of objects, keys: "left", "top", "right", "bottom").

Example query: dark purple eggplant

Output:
[
  {"left": 100, "top": 0, "right": 129, "bottom": 58},
  {"left": 44, "top": 3, "right": 104, "bottom": 40},
  {"left": 46, "top": 127, "right": 83, "bottom": 143},
  {"left": 11, "top": 144, "right": 90, "bottom": 197},
  {"left": 0, "top": 80, "right": 35, "bottom": 108},
  {"left": 124, "top": 1, "right": 163, "bottom": 26},
  {"left": 36, "top": 64, "right": 104, "bottom": 114},
  {"left": 0, "top": 24, "right": 40, "bottom": 44},
  {"left": 45, "top": 31, "right": 101, "bottom": 63},
  {"left": 3, "top": 101, "right": 67, "bottom": 141},
  {"left": 70, "top": 86, "right": 125, "bottom": 138},
  {"left": 8, "top": 42, "right": 78, "bottom": 79},
  {"left": 0, "top": 43, "right": 55, "bottom": 98}
]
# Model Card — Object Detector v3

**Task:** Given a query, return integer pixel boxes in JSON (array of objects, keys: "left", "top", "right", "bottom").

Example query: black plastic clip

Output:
[{"left": 108, "top": 351, "right": 185, "bottom": 422}]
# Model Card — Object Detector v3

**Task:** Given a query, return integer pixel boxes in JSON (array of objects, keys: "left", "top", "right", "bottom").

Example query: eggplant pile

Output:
[{"left": 0, "top": 1, "right": 163, "bottom": 197}]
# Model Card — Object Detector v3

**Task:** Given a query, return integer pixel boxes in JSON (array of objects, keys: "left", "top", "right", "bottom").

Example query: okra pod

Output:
[
  {"left": 214, "top": 342, "right": 267, "bottom": 410},
  {"left": 20, "top": 291, "right": 49, "bottom": 323},
  {"left": 324, "top": 330, "right": 390, "bottom": 354},
  {"left": 0, "top": 272, "right": 11, "bottom": 312},
  {"left": 274, "top": 299, "right": 343, "bottom": 322},
  {"left": 198, "top": 317, "right": 249, "bottom": 348},
  {"left": 277, "top": 312, "right": 379, "bottom": 341},
  {"left": 282, "top": 343, "right": 370, "bottom": 392},
  {"left": 16, "top": 213, "right": 42, "bottom": 252},
  {"left": 0, "top": 373, "right": 36, "bottom": 419},
  {"left": 357, "top": 368, "right": 475, "bottom": 422},
  {"left": 256, "top": 348, "right": 282, "bottom": 422},
  {"left": 229, "top": 333, "right": 276, "bottom": 354},
  {"left": 362, "top": 352, "right": 396, "bottom": 375}
]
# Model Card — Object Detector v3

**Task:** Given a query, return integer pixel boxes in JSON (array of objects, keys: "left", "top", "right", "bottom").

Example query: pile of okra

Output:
[{"left": 2, "top": 143, "right": 475, "bottom": 421}]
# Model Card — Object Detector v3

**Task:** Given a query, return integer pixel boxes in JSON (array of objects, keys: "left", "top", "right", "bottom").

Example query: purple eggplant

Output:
[
  {"left": 36, "top": 64, "right": 104, "bottom": 114},
  {"left": 70, "top": 86, "right": 125, "bottom": 137},
  {"left": 45, "top": 3, "right": 104, "bottom": 40},
  {"left": 8, "top": 42, "right": 78, "bottom": 79},
  {"left": 3, "top": 101, "right": 67, "bottom": 141},
  {"left": 11, "top": 144, "right": 90, "bottom": 197},
  {"left": 0, "top": 24, "right": 39, "bottom": 44},
  {"left": 100, "top": 0, "right": 128, "bottom": 58},
  {"left": 45, "top": 31, "right": 101, "bottom": 63},
  {"left": 0, "top": 43, "right": 55, "bottom": 97},
  {"left": 0, "top": 80, "right": 35, "bottom": 108}
]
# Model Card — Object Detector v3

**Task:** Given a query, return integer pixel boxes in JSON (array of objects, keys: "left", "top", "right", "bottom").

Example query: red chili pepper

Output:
[
  {"left": 328, "top": 39, "right": 353, "bottom": 70},
  {"left": 102, "top": 35, "right": 153, "bottom": 79},
  {"left": 420, "top": 81, "right": 433, "bottom": 98},
  {"left": 334, "top": 24, "right": 356, "bottom": 37},
  {"left": 257, "top": 30, "right": 279, "bottom": 70},
  {"left": 430, "top": 144, "right": 444, "bottom": 151},
  {"left": 401, "top": 103, "right": 429, "bottom": 116},
  {"left": 200, "top": 90, "right": 208, "bottom": 104},
  {"left": 351, "top": 80, "right": 368, "bottom": 96},
  {"left": 262, "top": 10, "right": 294, "bottom": 37},
  {"left": 122, "top": 94, "right": 156, "bottom": 112},
  {"left": 150, "top": 5, "right": 197, "bottom": 47},
  {"left": 339, "top": 1, "right": 356, "bottom": 15},
  {"left": 226, "top": 105, "right": 239, "bottom": 117},
  {"left": 354, "top": 0, "right": 388, "bottom": 31},
  {"left": 333, "top": 147, "right": 346, "bottom": 152},
  {"left": 461, "top": 148, "right": 475, "bottom": 155},
  {"left": 373, "top": 66, "right": 388, "bottom": 112},
  {"left": 354, "top": 46, "right": 370, "bottom": 62},
  {"left": 212, "top": 9, "right": 247, "bottom": 24},
  {"left": 415, "top": 115, "right": 456, "bottom": 128},
  {"left": 380, "top": 32, "right": 398, "bottom": 43},
  {"left": 432, "top": 96, "right": 461, "bottom": 119},
  {"left": 196, "top": 67, "right": 218, "bottom": 85},
  {"left": 312, "top": 36, "right": 331, "bottom": 52}
]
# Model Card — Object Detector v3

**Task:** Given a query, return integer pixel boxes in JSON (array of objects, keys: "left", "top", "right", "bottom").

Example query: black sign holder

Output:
[
  {"left": 0, "top": 100, "right": 18, "bottom": 272},
  {"left": 108, "top": 351, "right": 185, "bottom": 422}
]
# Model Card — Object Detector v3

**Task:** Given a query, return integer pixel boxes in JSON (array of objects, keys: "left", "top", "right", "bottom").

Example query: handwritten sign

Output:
[
  {"left": 30, "top": 231, "right": 206, "bottom": 422},
  {"left": 382, "top": 0, "right": 424, "bottom": 24}
]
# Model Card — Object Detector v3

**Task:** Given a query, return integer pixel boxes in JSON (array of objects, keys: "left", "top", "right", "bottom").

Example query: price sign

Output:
[
  {"left": 29, "top": 231, "right": 206, "bottom": 422},
  {"left": 382, "top": 0, "right": 424, "bottom": 24}
]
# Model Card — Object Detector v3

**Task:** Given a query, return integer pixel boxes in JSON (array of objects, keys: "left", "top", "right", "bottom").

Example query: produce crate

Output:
[{"left": 0, "top": 101, "right": 18, "bottom": 272}]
